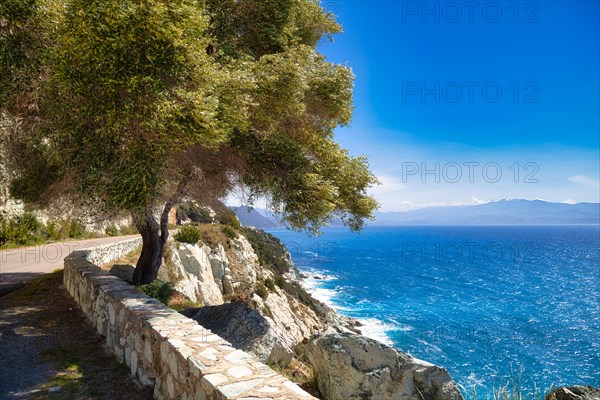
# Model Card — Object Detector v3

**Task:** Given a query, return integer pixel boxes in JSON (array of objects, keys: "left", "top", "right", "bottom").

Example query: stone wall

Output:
[
  {"left": 81, "top": 238, "right": 142, "bottom": 267},
  {"left": 64, "top": 245, "right": 316, "bottom": 400}
]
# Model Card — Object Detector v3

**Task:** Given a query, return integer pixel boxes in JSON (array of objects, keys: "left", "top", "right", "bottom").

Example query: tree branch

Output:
[{"left": 160, "top": 177, "right": 189, "bottom": 245}]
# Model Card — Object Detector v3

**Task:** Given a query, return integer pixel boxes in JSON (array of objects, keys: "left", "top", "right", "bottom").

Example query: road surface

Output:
[{"left": 0, "top": 235, "right": 139, "bottom": 296}]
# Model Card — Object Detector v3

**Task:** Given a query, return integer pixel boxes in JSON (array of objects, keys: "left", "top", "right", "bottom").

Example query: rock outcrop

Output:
[
  {"left": 158, "top": 242, "right": 224, "bottom": 305},
  {"left": 306, "top": 333, "right": 463, "bottom": 400},
  {"left": 546, "top": 386, "right": 600, "bottom": 400},
  {"left": 152, "top": 225, "right": 463, "bottom": 400}
]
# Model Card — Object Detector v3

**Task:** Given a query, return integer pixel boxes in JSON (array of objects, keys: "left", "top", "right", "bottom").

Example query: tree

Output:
[{"left": 1, "top": 0, "right": 379, "bottom": 284}]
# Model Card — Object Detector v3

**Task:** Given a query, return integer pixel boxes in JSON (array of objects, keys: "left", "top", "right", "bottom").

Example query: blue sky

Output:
[{"left": 318, "top": 0, "right": 600, "bottom": 211}]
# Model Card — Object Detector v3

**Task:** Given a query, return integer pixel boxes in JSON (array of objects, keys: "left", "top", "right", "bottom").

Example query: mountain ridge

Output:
[{"left": 231, "top": 200, "right": 600, "bottom": 228}]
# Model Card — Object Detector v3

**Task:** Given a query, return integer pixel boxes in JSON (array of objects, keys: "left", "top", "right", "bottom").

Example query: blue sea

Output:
[{"left": 268, "top": 226, "right": 600, "bottom": 397}]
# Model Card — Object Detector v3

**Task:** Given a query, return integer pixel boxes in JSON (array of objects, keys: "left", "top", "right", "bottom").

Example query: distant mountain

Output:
[
  {"left": 371, "top": 199, "right": 600, "bottom": 225},
  {"left": 231, "top": 200, "right": 599, "bottom": 228},
  {"left": 230, "top": 206, "right": 280, "bottom": 229}
]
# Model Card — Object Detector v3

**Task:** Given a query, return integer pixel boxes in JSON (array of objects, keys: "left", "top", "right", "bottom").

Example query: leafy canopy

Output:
[{"left": 1, "top": 0, "right": 378, "bottom": 233}]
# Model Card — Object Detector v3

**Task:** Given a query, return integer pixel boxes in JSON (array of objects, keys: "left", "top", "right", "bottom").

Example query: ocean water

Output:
[{"left": 268, "top": 226, "right": 600, "bottom": 397}]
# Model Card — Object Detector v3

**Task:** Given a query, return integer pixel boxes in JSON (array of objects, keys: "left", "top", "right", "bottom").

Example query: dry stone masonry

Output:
[{"left": 64, "top": 243, "right": 317, "bottom": 400}]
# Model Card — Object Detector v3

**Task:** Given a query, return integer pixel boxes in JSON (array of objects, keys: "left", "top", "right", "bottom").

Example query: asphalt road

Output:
[{"left": 0, "top": 235, "right": 139, "bottom": 296}]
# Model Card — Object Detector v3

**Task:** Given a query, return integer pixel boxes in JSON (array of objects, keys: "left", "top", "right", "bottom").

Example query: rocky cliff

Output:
[{"left": 141, "top": 219, "right": 463, "bottom": 400}]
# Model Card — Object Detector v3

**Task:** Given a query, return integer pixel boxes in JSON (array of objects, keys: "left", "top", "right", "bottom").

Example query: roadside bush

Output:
[
  {"left": 0, "top": 213, "right": 45, "bottom": 247},
  {"left": 105, "top": 224, "right": 119, "bottom": 236},
  {"left": 45, "top": 221, "right": 61, "bottom": 241},
  {"left": 68, "top": 220, "right": 85, "bottom": 238},
  {"left": 174, "top": 225, "right": 201, "bottom": 244},
  {"left": 137, "top": 279, "right": 174, "bottom": 305},
  {"left": 119, "top": 225, "right": 138, "bottom": 235}
]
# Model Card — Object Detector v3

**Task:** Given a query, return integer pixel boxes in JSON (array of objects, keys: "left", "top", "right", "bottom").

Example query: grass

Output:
[
  {"left": 0, "top": 270, "right": 152, "bottom": 399},
  {"left": 471, "top": 366, "right": 551, "bottom": 400}
]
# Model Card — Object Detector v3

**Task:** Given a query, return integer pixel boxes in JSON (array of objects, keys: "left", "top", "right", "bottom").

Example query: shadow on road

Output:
[{"left": 0, "top": 273, "right": 46, "bottom": 297}]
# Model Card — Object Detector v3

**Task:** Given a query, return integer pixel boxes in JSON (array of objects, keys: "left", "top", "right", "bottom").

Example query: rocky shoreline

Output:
[{"left": 110, "top": 226, "right": 463, "bottom": 400}]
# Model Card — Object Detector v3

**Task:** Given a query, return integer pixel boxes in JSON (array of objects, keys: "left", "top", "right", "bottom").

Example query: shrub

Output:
[
  {"left": 68, "top": 220, "right": 85, "bottom": 238},
  {"left": 241, "top": 227, "right": 290, "bottom": 275},
  {"left": 264, "top": 278, "right": 276, "bottom": 292},
  {"left": 0, "top": 213, "right": 44, "bottom": 247},
  {"left": 262, "top": 304, "right": 273, "bottom": 319},
  {"left": 176, "top": 202, "right": 212, "bottom": 224},
  {"left": 174, "top": 225, "right": 201, "bottom": 244},
  {"left": 119, "top": 225, "right": 139, "bottom": 235},
  {"left": 45, "top": 221, "right": 60, "bottom": 241},
  {"left": 221, "top": 225, "right": 237, "bottom": 239},
  {"left": 255, "top": 282, "right": 269, "bottom": 299},
  {"left": 218, "top": 210, "right": 241, "bottom": 230},
  {"left": 105, "top": 224, "right": 119, "bottom": 236},
  {"left": 137, "top": 279, "right": 174, "bottom": 305}
]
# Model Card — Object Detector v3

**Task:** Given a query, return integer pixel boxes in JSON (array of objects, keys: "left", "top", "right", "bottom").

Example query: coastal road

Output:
[{"left": 0, "top": 235, "right": 140, "bottom": 296}]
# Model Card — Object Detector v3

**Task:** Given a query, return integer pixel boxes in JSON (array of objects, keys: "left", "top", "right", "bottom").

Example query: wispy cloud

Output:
[
  {"left": 569, "top": 175, "right": 600, "bottom": 187},
  {"left": 368, "top": 174, "right": 405, "bottom": 196}
]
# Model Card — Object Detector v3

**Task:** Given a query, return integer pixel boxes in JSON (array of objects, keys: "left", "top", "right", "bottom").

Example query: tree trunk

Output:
[
  {"left": 132, "top": 179, "right": 188, "bottom": 285},
  {"left": 132, "top": 210, "right": 164, "bottom": 285}
]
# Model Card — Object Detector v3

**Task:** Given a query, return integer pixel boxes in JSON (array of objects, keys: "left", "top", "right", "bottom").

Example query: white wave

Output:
[
  {"left": 298, "top": 268, "right": 397, "bottom": 346},
  {"left": 417, "top": 338, "right": 443, "bottom": 353},
  {"left": 357, "top": 317, "right": 396, "bottom": 346}
]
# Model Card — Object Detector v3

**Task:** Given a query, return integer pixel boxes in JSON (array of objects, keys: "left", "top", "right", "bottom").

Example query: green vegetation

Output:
[
  {"left": 242, "top": 227, "right": 291, "bottom": 275},
  {"left": 264, "top": 278, "right": 276, "bottom": 292},
  {"left": 218, "top": 211, "right": 242, "bottom": 230},
  {"left": 174, "top": 225, "right": 201, "bottom": 245},
  {"left": 137, "top": 280, "right": 174, "bottom": 305},
  {"left": 104, "top": 224, "right": 119, "bottom": 237},
  {"left": 0, "top": 213, "right": 90, "bottom": 249},
  {"left": 470, "top": 365, "right": 551, "bottom": 400},
  {"left": 176, "top": 202, "right": 212, "bottom": 224},
  {"left": 239, "top": 227, "right": 327, "bottom": 318},
  {"left": 255, "top": 282, "right": 269, "bottom": 300},
  {"left": 3, "top": 0, "right": 378, "bottom": 285},
  {"left": 220, "top": 225, "right": 237, "bottom": 240}
]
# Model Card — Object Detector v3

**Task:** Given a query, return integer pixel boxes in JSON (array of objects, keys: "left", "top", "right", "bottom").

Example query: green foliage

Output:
[
  {"left": 262, "top": 304, "right": 273, "bottom": 319},
  {"left": 218, "top": 211, "right": 241, "bottom": 230},
  {"left": 118, "top": 225, "right": 139, "bottom": 235},
  {"left": 0, "top": 213, "right": 44, "bottom": 247},
  {"left": 0, "top": 214, "right": 94, "bottom": 248},
  {"left": 176, "top": 202, "right": 212, "bottom": 224},
  {"left": 264, "top": 278, "right": 276, "bottom": 292},
  {"left": 137, "top": 279, "right": 174, "bottom": 305},
  {"left": 220, "top": 225, "right": 237, "bottom": 240},
  {"left": 45, "top": 221, "right": 60, "bottom": 241},
  {"left": 242, "top": 227, "right": 290, "bottom": 275},
  {"left": 255, "top": 282, "right": 269, "bottom": 300},
  {"left": 174, "top": 225, "right": 201, "bottom": 245},
  {"left": 104, "top": 225, "right": 119, "bottom": 237},
  {"left": 4, "top": 0, "right": 378, "bottom": 248},
  {"left": 67, "top": 220, "right": 85, "bottom": 239}
]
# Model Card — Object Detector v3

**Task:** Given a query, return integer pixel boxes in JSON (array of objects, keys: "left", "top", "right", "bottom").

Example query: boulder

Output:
[
  {"left": 306, "top": 333, "right": 463, "bottom": 400},
  {"left": 109, "top": 264, "right": 135, "bottom": 283},
  {"left": 546, "top": 386, "right": 600, "bottom": 400}
]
